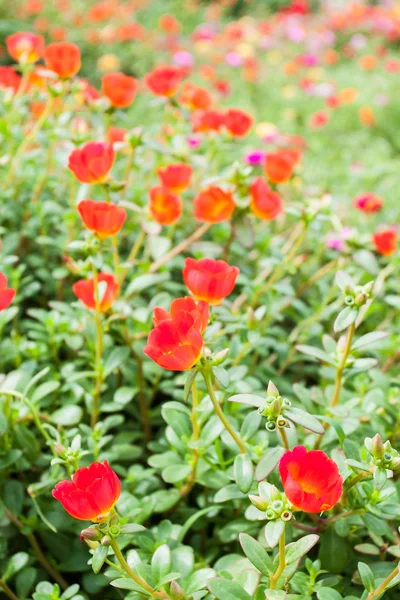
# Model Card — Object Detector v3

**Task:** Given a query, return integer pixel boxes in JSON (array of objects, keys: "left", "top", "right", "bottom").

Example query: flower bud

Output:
[
  {"left": 266, "top": 421, "right": 276, "bottom": 432},
  {"left": 80, "top": 527, "right": 101, "bottom": 541},
  {"left": 53, "top": 442, "right": 66, "bottom": 455},
  {"left": 370, "top": 434, "right": 385, "bottom": 459},
  {"left": 213, "top": 348, "right": 230, "bottom": 365},
  {"left": 101, "top": 535, "right": 112, "bottom": 546},
  {"left": 267, "top": 380, "right": 279, "bottom": 397},
  {"left": 170, "top": 580, "right": 185, "bottom": 600},
  {"left": 266, "top": 509, "right": 277, "bottom": 520},
  {"left": 390, "top": 457, "right": 400, "bottom": 471},
  {"left": 249, "top": 494, "right": 269, "bottom": 511},
  {"left": 281, "top": 510, "right": 293, "bottom": 521}
]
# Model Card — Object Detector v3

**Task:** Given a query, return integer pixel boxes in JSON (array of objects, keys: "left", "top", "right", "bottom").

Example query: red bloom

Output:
[
  {"left": 149, "top": 186, "right": 182, "bottom": 225},
  {"left": 0, "top": 274, "right": 16, "bottom": 311},
  {"left": 279, "top": 446, "right": 343, "bottom": 513},
  {"left": 309, "top": 110, "right": 329, "bottom": 129},
  {"left": 77, "top": 200, "right": 126, "bottom": 239},
  {"left": 194, "top": 186, "right": 235, "bottom": 223},
  {"left": 145, "top": 66, "right": 183, "bottom": 97},
  {"left": 6, "top": 32, "right": 44, "bottom": 63},
  {"left": 144, "top": 311, "right": 203, "bottom": 371},
  {"left": 159, "top": 14, "right": 181, "bottom": 34},
  {"left": 180, "top": 82, "right": 213, "bottom": 111},
  {"left": 102, "top": 72, "right": 139, "bottom": 108},
  {"left": 183, "top": 257, "right": 240, "bottom": 305},
  {"left": 68, "top": 142, "right": 115, "bottom": 184},
  {"left": 153, "top": 296, "right": 209, "bottom": 334},
  {"left": 354, "top": 193, "right": 383, "bottom": 214},
  {"left": 192, "top": 109, "right": 225, "bottom": 133},
  {"left": 44, "top": 42, "right": 81, "bottom": 78},
  {"left": 0, "top": 67, "right": 21, "bottom": 93},
  {"left": 372, "top": 228, "right": 397, "bottom": 257},
  {"left": 52, "top": 461, "right": 121, "bottom": 521},
  {"left": 265, "top": 149, "right": 301, "bottom": 184},
  {"left": 250, "top": 177, "right": 283, "bottom": 220},
  {"left": 224, "top": 108, "right": 253, "bottom": 137},
  {"left": 157, "top": 163, "right": 193, "bottom": 193},
  {"left": 73, "top": 273, "right": 119, "bottom": 312},
  {"left": 107, "top": 126, "right": 127, "bottom": 144}
]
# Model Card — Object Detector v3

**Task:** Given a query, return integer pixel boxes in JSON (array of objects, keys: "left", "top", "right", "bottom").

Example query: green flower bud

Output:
[
  {"left": 101, "top": 535, "right": 111, "bottom": 546},
  {"left": 266, "top": 509, "right": 277, "bottom": 520},
  {"left": 370, "top": 434, "right": 385, "bottom": 459},
  {"left": 266, "top": 421, "right": 276, "bottom": 432}
]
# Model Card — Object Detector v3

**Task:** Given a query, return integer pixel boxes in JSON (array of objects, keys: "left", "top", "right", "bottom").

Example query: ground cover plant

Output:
[{"left": 0, "top": 1, "right": 400, "bottom": 599}]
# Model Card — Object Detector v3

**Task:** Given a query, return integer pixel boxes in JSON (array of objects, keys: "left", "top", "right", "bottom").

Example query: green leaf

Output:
[
  {"left": 285, "top": 534, "right": 319, "bottom": 565},
  {"left": 240, "top": 411, "right": 262, "bottom": 440},
  {"left": 234, "top": 454, "right": 254, "bottom": 494},
  {"left": 335, "top": 271, "right": 354, "bottom": 292},
  {"left": 239, "top": 533, "right": 274, "bottom": 576},
  {"left": 92, "top": 544, "right": 108, "bottom": 574},
  {"left": 125, "top": 273, "right": 170, "bottom": 295},
  {"left": 2, "top": 552, "right": 30, "bottom": 581},
  {"left": 51, "top": 405, "right": 83, "bottom": 426},
  {"left": 31, "top": 381, "right": 60, "bottom": 403},
  {"left": 317, "top": 589, "right": 343, "bottom": 600},
  {"left": 151, "top": 544, "right": 171, "bottom": 586},
  {"left": 3, "top": 480, "right": 24, "bottom": 516},
  {"left": 207, "top": 578, "right": 253, "bottom": 600},
  {"left": 354, "top": 544, "right": 380, "bottom": 556},
  {"left": 265, "top": 520, "right": 285, "bottom": 548},
  {"left": 214, "top": 484, "right": 247, "bottom": 503},
  {"left": 213, "top": 366, "right": 230, "bottom": 389},
  {"left": 162, "top": 464, "right": 192, "bottom": 484},
  {"left": 352, "top": 331, "right": 388, "bottom": 351},
  {"left": 295, "top": 345, "right": 335, "bottom": 365},
  {"left": 255, "top": 447, "right": 286, "bottom": 482},
  {"left": 373, "top": 467, "right": 387, "bottom": 491},
  {"left": 358, "top": 562, "right": 375, "bottom": 592},
  {"left": 334, "top": 307, "right": 358, "bottom": 333},
  {"left": 285, "top": 407, "right": 324, "bottom": 434},
  {"left": 104, "top": 347, "right": 130, "bottom": 377},
  {"left": 0, "top": 410, "right": 8, "bottom": 435},
  {"left": 183, "top": 370, "right": 197, "bottom": 403},
  {"left": 110, "top": 578, "right": 146, "bottom": 592},
  {"left": 229, "top": 393, "right": 264, "bottom": 407}
]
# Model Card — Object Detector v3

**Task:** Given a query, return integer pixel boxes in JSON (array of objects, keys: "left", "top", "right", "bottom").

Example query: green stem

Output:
[
  {"left": 201, "top": 368, "right": 246, "bottom": 454},
  {"left": 118, "top": 229, "right": 146, "bottom": 286},
  {"left": 109, "top": 539, "right": 170, "bottom": 599},
  {"left": 180, "top": 380, "right": 201, "bottom": 498},
  {"left": 366, "top": 564, "right": 399, "bottom": 600},
  {"left": 0, "top": 580, "right": 19, "bottom": 600},
  {"left": 270, "top": 527, "right": 286, "bottom": 590},
  {"left": 278, "top": 427, "right": 290, "bottom": 450},
  {"left": 91, "top": 265, "right": 104, "bottom": 429}
]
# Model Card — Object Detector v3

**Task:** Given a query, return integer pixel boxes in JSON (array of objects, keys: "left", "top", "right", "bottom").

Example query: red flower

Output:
[
  {"left": 224, "top": 108, "right": 253, "bottom": 137},
  {"left": 73, "top": 273, "right": 119, "bottom": 312},
  {"left": 265, "top": 149, "right": 301, "bottom": 184},
  {"left": 192, "top": 109, "right": 225, "bottom": 133},
  {"left": 149, "top": 185, "right": 182, "bottom": 225},
  {"left": 180, "top": 82, "right": 213, "bottom": 111},
  {"left": 102, "top": 72, "right": 139, "bottom": 108},
  {"left": 153, "top": 296, "right": 209, "bottom": 334},
  {"left": 6, "top": 32, "right": 44, "bottom": 63},
  {"left": 77, "top": 200, "right": 126, "bottom": 239},
  {"left": 194, "top": 186, "right": 235, "bottom": 223},
  {"left": 250, "top": 177, "right": 283, "bottom": 220},
  {"left": 309, "top": 110, "right": 329, "bottom": 129},
  {"left": 183, "top": 257, "right": 240, "bottom": 305},
  {"left": 157, "top": 163, "right": 193, "bottom": 193},
  {"left": 0, "top": 274, "right": 16, "bottom": 311},
  {"left": 107, "top": 126, "right": 127, "bottom": 144},
  {"left": 0, "top": 67, "right": 21, "bottom": 93},
  {"left": 354, "top": 193, "right": 383, "bottom": 214},
  {"left": 372, "top": 228, "right": 397, "bottom": 257},
  {"left": 144, "top": 311, "right": 203, "bottom": 371},
  {"left": 279, "top": 446, "right": 343, "bottom": 513},
  {"left": 68, "top": 142, "right": 115, "bottom": 184},
  {"left": 145, "top": 66, "right": 183, "bottom": 97},
  {"left": 52, "top": 461, "right": 121, "bottom": 521},
  {"left": 44, "top": 42, "right": 81, "bottom": 78}
]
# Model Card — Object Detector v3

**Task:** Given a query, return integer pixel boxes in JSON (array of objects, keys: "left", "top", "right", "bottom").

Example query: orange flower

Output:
[
  {"left": 102, "top": 72, "right": 139, "bottom": 108},
  {"left": 192, "top": 109, "right": 225, "bottom": 133},
  {"left": 158, "top": 163, "right": 193, "bottom": 193},
  {"left": 194, "top": 186, "right": 235, "bottom": 223},
  {"left": 250, "top": 177, "right": 283, "bottom": 220},
  {"left": 159, "top": 14, "right": 181, "bottom": 34},
  {"left": 359, "top": 106, "right": 375, "bottom": 128},
  {"left": 354, "top": 193, "right": 383, "bottom": 214},
  {"left": 77, "top": 200, "right": 126, "bottom": 239},
  {"left": 183, "top": 257, "right": 240, "bottom": 305},
  {"left": 359, "top": 54, "right": 378, "bottom": 71},
  {"left": 264, "top": 149, "right": 301, "bottom": 184},
  {"left": 73, "top": 273, "right": 119, "bottom": 312},
  {"left": 6, "top": 32, "right": 44, "bottom": 63},
  {"left": 372, "top": 228, "right": 397, "bottom": 257},
  {"left": 0, "top": 66, "right": 21, "bottom": 93},
  {"left": 224, "top": 108, "right": 253, "bottom": 137},
  {"left": 118, "top": 22, "right": 146, "bottom": 42},
  {"left": 153, "top": 296, "right": 209, "bottom": 334},
  {"left": 145, "top": 66, "right": 184, "bottom": 97},
  {"left": 68, "top": 142, "right": 115, "bottom": 184},
  {"left": 44, "top": 42, "right": 81, "bottom": 78},
  {"left": 180, "top": 82, "right": 213, "bottom": 111},
  {"left": 337, "top": 87, "right": 358, "bottom": 105},
  {"left": 149, "top": 186, "right": 182, "bottom": 225}
]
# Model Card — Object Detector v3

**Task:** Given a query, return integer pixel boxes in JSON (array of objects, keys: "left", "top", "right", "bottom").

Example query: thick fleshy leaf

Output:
[
  {"left": 285, "top": 534, "right": 319, "bottom": 565},
  {"left": 207, "top": 578, "right": 253, "bottom": 600},
  {"left": 239, "top": 533, "right": 274, "bottom": 576},
  {"left": 265, "top": 520, "right": 285, "bottom": 548},
  {"left": 285, "top": 407, "right": 325, "bottom": 434},
  {"left": 228, "top": 393, "right": 264, "bottom": 407},
  {"left": 234, "top": 454, "right": 254, "bottom": 494},
  {"left": 255, "top": 447, "right": 286, "bottom": 482}
]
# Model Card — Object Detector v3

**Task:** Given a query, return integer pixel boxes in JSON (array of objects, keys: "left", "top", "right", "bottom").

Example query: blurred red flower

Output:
[
  {"left": 250, "top": 177, "right": 284, "bottom": 220},
  {"left": 149, "top": 185, "right": 182, "bottom": 225},
  {"left": 52, "top": 461, "right": 121, "bottom": 521},
  {"left": 0, "top": 66, "right": 21, "bottom": 93},
  {"left": 6, "top": 32, "right": 44, "bottom": 63},
  {"left": 180, "top": 82, "right": 213, "bottom": 111},
  {"left": 145, "top": 66, "right": 184, "bottom": 97},
  {"left": 107, "top": 126, "right": 127, "bottom": 144},
  {"left": 158, "top": 163, "right": 193, "bottom": 193},
  {"left": 68, "top": 142, "right": 115, "bottom": 184},
  {"left": 194, "top": 186, "right": 235, "bottom": 223},
  {"left": 183, "top": 257, "right": 239, "bottom": 305},
  {"left": 73, "top": 273, "right": 119, "bottom": 312},
  {"left": 354, "top": 193, "right": 383, "bottom": 214},
  {"left": 102, "top": 72, "right": 139, "bottom": 108},
  {"left": 279, "top": 446, "right": 343, "bottom": 513},
  {"left": 192, "top": 109, "right": 225, "bottom": 133},
  {"left": 372, "top": 228, "right": 397, "bottom": 256},
  {"left": 0, "top": 273, "right": 16, "bottom": 311},
  {"left": 224, "top": 108, "right": 253, "bottom": 137},
  {"left": 44, "top": 42, "right": 81, "bottom": 78},
  {"left": 159, "top": 14, "right": 181, "bottom": 34},
  {"left": 77, "top": 200, "right": 126, "bottom": 239},
  {"left": 265, "top": 149, "right": 301, "bottom": 184},
  {"left": 153, "top": 296, "right": 209, "bottom": 334}
]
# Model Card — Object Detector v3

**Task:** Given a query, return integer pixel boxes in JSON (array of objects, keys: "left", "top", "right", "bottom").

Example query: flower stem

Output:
[
  {"left": 118, "top": 229, "right": 146, "bottom": 286},
  {"left": 201, "top": 368, "right": 246, "bottom": 454},
  {"left": 149, "top": 223, "right": 211, "bottom": 273},
  {"left": 270, "top": 527, "right": 286, "bottom": 590},
  {"left": 0, "top": 580, "right": 19, "bottom": 600},
  {"left": 91, "top": 265, "right": 104, "bottom": 428},
  {"left": 278, "top": 427, "right": 290, "bottom": 450},
  {"left": 109, "top": 539, "right": 171, "bottom": 599},
  {"left": 365, "top": 564, "right": 399, "bottom": 600}
]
